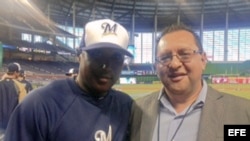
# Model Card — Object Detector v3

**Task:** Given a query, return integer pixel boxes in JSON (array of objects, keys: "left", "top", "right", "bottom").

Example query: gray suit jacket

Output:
[{"left": 129, "top": 86, "right": 250, "bottom": 141}]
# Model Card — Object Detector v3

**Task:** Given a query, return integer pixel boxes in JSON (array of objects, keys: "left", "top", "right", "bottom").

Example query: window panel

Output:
[
  {"left": 21, "top": 33, "right": 32, "bottom": 42},
  {"left": 214, "top": 30, "right": 224, "bottom": 61},
  {"left": 227, "top": 29, "right": 239, "bottom": 61},
  {"left": 203, "top": 31, "right": 214, "bottom": 61},
  {"left": 142, "top": 33, "right": 153, "bottom": 63},
  {"left": 239, "top": 29, "right": 250, "bottom": 61}
]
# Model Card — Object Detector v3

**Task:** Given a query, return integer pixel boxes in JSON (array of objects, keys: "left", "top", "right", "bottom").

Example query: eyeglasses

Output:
[{"left": 155, "top": 49, "right": 202, "bottom": 66}]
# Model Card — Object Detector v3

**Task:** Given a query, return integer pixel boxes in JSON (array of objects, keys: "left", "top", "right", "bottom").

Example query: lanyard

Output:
[{"left": 157, "top": 100, "right": 196, "bottom": 141}]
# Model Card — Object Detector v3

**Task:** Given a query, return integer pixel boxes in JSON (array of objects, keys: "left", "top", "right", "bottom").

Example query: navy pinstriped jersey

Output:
[{"left": 4, "top": 78, "right": 133, "bottom": 141}]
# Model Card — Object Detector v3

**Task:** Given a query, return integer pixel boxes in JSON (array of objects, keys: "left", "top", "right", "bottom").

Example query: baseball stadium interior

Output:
[{"left": 0, "top": 0, "right": 250, "bottom": 99}]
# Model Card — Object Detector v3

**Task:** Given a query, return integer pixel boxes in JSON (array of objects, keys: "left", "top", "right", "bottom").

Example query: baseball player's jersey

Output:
[
  {"left": 19, "top": 79, "right": 33, "bottom": 93},
  {"left": 4, "top": 78, "right": 133, "bottom": 141},
  {"left": 0, "top": 79, "right": 19, "bottom": 131}
]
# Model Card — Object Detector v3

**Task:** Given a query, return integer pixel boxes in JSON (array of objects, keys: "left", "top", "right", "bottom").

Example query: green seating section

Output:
[{"left": 204, "top": 61, "right": 250, "bottom": 75}]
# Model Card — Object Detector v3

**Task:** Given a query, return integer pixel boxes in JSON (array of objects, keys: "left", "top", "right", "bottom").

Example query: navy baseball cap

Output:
[
  {"left": 19, "top": 70, "right": 25, "bottom": 76},
  {"left": 7, "top": 62, "right": 21, "bottom": 73},
  {"left": 80, "top": 19, "right": 133, "bottom": 57},
  {"left": 65, "top": 68, "right": 78, "bottom": 76}
]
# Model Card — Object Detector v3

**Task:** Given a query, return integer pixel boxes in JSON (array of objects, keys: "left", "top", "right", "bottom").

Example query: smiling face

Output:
[
  {"left": 156, "top": 30, "right": 207, "bottom": 96},
  {"left": 76, "top": 48, "right": 124, "bottom": 97}
]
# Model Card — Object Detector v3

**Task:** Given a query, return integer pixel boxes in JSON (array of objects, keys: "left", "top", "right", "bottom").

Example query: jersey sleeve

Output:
[{"left": 4, "top": 91, "right": 49, "bottom": 141}]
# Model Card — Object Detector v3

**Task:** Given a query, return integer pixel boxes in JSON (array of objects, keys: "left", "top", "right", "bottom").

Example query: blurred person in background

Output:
[
  {"left": 4, "top": 19, "right": 133, "bottom": 141},
  {"left": 129, "top": 23, "right": 250, "bottom": 141},
  {"left": 18, "top": 70, "right": 33, "bottom": 93},
  {"left": 0, "top": 62, "right": 27, "bottom": 140},
  {"left": 65, "top": 68, "right": 78, "bottom": 79}
]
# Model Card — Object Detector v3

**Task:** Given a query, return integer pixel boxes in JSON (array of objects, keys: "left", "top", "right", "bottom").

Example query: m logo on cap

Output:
[{"left": 101, "top": 22, "right": 117, "bottom": 35}]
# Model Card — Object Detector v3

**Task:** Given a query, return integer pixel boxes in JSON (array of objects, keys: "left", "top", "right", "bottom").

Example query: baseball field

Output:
[{"left": 114, "top": 83, "right": 250, "bottom": 100}]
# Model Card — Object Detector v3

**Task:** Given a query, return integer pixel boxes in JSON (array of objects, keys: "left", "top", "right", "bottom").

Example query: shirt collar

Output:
[{"left": 158, "top": 79, "right": 208, "bottom": 105}]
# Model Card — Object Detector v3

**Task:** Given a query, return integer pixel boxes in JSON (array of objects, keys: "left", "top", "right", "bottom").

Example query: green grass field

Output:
[
  {"left": 210, "top": 84, "right": 250, "bottom": 100},
  {"left": 114, "top": 84, "right": 250, "bottom": 100}
]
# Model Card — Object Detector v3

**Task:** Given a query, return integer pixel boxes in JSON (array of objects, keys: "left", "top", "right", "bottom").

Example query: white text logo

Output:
[{"left": 94, "top": 125, "right": 112, "bottom": 141}]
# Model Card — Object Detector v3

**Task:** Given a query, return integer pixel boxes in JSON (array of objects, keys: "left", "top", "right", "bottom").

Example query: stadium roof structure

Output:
[
  {"left": 28, "top": 0, "right": 250, "bottom": 31},
  {"left": 0, "top": 0, "right": 76, "bottom": 38}
]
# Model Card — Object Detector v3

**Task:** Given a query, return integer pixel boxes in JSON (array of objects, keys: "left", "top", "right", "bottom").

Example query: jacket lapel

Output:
[
  {"left": 141, "top": 91, "right": 160, "bottom": 141},
  {"left": 197, "top": 86, "right": 224, "bottom": 141}
]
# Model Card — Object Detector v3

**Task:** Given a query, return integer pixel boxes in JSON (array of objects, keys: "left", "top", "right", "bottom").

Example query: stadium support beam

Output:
[
  {"left": 73, "top": 1, "right": 76, "bottom": 49},
  {"left": 110, "top": 0, "right": 116, "bottom": 20},
  {"left": 177, "top": 1, "right": 181, "bottom": 24},
  {"left": 0, "top": 42, "right": 2, "bottom": 68},
  {"left": 64, "top": 0, "right": 76, "bottom": 22},
  {"left": 224, "top": 0, "right": 229, "bottom": 61},
  {"left": 47, "top": 3, "right": 50, "bottom": 22},
  {"left": 130, "top": 0, "right": 136, "bottom": 46},
  {"left": 153, "top": 0, "right": 158, "bottom": 63},
  {"left": 89, "top": 0, "right": 97, "bottom": 20},
  {"left": 200, "top": 0, "right": 204, "bottom": 44}
]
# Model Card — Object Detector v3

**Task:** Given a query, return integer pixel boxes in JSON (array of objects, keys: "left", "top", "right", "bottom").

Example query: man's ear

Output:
[
  {"left": 201, "top": 52, "right": 207, "bottom": 70},
  {"left": 201, "top": 52, "right": 207, "bottom": 62}
]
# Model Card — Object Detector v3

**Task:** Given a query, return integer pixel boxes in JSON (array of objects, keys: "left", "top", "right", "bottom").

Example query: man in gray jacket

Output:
[{"left": 129, "top": 23, "right": 250, "bottom": 141}]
